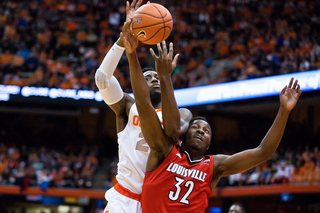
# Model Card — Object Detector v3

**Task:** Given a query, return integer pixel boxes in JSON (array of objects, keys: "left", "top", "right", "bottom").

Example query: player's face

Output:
[
  {"left": 229, "top": 205, "right": 243, "bottom": 213},
  {"left": 185, "top": 120, "right": 211, "bottom": 152},
  {"left": 143, "top": 71, "right": 160, "bottom": 93}
]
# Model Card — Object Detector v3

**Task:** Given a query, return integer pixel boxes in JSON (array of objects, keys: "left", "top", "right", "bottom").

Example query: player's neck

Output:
[
  {"left": 184, "top": 149, "right": 204, "bottom": 162},
  {"left": 150, "top": 91, "right": 161, "bottom": 108},
  {"left": 151, "top": 99, "right": 161, "bottom": 109}
]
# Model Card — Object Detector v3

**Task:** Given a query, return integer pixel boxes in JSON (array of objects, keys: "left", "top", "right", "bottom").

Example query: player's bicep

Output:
[{"left": 214, "top": 148, "right": 265, "bottom": 177}]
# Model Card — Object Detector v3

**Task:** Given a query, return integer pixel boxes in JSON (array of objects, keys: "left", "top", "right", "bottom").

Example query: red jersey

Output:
[{"left": 141, "top": 145, "right": 214, "bottom": 213}]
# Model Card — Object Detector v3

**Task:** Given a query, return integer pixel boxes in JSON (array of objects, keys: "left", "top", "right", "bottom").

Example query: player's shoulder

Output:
[{"left": 124, "top": 93, "right": 135, "bottom": 115}]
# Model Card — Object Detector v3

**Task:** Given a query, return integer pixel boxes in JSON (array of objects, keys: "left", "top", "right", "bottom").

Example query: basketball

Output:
[{"left": 132, "top": 3, "right": 173, "bottom": 45}]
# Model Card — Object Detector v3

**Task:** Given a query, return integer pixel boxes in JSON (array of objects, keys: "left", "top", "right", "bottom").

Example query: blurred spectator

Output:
[
  {"left": 246, "top": 167, "right": 261, "bottom": 185},
  {"left": 0, "top": 143, "right": 99, "bottom": 189},
  {"left": 229, "top": 173, "right": 242, "bottom": 187},
  {"left": 272, "top": 161, "right": 293, "bottom": 184},
  {"left": 0, "top": 0, "right": 319, "bottom": 91}
]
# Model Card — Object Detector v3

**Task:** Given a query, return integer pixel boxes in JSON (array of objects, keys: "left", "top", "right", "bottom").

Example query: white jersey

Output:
[{"left": 116, "top": 103, "right": 162, "bottom": 194}]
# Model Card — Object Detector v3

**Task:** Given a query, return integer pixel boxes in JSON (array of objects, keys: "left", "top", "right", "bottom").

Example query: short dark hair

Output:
[
  {"left": 190, "top": 116, "right": 211, "bottom": 132},
  {"left": 230, "top": 203, "right": 245, "bottom": 213},
  {"left": 142, "top": 67, "right": 156, "bottom": 73}
]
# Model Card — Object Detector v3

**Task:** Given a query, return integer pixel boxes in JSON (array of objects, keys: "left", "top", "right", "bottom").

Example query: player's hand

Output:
[
  {"left": 279, "top": 77, "right": 302, "bottom": 111},
  {"left": 120, "top": 20, "right": 139, "bottom": 54},
  {"left": 149, "top": 41, "right": 179, "bottom": 76},
  {"left": 126, "top": 0, "right": 149, "bottom": 22}
]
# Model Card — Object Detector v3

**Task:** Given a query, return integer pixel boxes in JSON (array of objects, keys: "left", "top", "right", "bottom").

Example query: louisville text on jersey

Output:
[{"left": 166, "top": 162, "right": 207, "bottom": 182}]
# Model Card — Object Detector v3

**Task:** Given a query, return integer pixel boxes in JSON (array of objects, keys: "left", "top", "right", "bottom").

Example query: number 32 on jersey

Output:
[{"left": 168, "top": 177, "right": 194, "bottom": 205}]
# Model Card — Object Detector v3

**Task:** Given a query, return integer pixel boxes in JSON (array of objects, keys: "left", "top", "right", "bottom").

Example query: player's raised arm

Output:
[
  {"left": 150, "top": 42, "right": 192, "bottom": 138},
  {"left": 94, "top": 0, "right": 143, "bottom": 114},
  {"left": 213, "top": 78, "right": 302, "bottom": 180},
  {"left": 121, "top": 21, "right": 173, "bottom": 168}
]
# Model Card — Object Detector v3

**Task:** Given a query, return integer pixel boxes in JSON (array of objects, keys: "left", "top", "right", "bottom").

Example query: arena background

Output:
[{"left": 0, "top": 0, "right": 320, "bottom": 213}]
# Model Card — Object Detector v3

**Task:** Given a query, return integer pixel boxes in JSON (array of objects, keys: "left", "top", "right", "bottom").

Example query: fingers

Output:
[
  {"left": 168, "top": 42, "right": 173, "bottom": 59},
  {"left": 149, "top": 48, "right": 158, "bottom": 61},
  {"left": 124, "top": 20, "right": 132, "bottom": 34},
  {"left": 135, "top": 0, "right": 143, "bottom": 9},
  {"left": 129, "top": 19, "right": 133, "bottom": 34},
  {"left": 123, "top": 21, "right": 128, "bottom": 34},
  {"left": 288, "top": 77, "right": 293, "bottom": 88},
  {"left": 296, "top": 84, "right": 302, "bottom": 97},
  {"left": 120, "top": 32, "right": 124, "bottom": 41},
  {"left": 281, "top": 85, "right": 287, "bottom": 95},
  {"left": 157, "top": 43, "right": 163, "bottom": 59},
  {"left": 122, "top": 20, "right": 132, "bottom": 37},
  {"left": 292, "top": 79, "right": 298, "bottom": 90},
  {"left": 297, "top": 86, "right": 302, "bottom": 98},
  {"left": 162, "top": 41, "right": 167, "bottom": 56},
  {"left": 126, "top": 1, "right": 130, "bottom": 15},
  {"left": 172, "top": 53, "right": 179, "bottom": 69},
  {"left": 147, "top": 1, "right": 150, "bottom": 3},
  {"left": 131, "top": 0, "right": 137, "bottom": 9}
]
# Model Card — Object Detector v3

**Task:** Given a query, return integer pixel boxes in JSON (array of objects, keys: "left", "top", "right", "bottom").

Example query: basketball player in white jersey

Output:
[{"left": 94, "top": 1, "right": 192, "bottom": 212}]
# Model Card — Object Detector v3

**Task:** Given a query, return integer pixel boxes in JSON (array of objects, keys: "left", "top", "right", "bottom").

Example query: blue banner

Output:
[{"left": 1, "top": 70, "right": 319, "bottom": 107}]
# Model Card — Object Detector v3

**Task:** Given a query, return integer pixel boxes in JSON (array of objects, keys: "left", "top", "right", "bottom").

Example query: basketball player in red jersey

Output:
[
  {"left": 95, "top": 1, "right": 191, "bottom": 213},
  {"left": 121, "top": 18, "right": 301, "bottom": 212}
]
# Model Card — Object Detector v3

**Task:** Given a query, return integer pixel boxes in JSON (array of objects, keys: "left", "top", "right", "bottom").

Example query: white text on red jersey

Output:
[{"left": 166, "top": 162, "right": 207, "bottom": 182}]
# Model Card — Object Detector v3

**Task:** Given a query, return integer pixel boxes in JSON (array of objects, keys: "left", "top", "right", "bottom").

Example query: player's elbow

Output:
[
  {"left": 164, "top": 127, "right": 181, "bottom": 138},
  {"left": 95, "top": 69, "right": 111, "bottom": 90},
  {"left": 256, "top": 146, "right": 274, "bottom": 162}
]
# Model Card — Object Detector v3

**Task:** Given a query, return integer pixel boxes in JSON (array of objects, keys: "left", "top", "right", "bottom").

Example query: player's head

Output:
[
  {"left": 229, "top": 203, "right": 245, "bottom": 213},
  {"left": 182, "top": 116, "right": 212, "bottom": 154},
  {"left": 142, "top": 67, "right": 161, "bottom": 100}
]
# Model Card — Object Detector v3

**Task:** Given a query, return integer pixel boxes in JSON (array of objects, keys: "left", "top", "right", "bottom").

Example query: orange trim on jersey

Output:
[
  {"left": 156, "top": 108, "right": 162, "bottom": 112},
  {"left": 114, "top": 183, "right": 141, "bottom": 202}
]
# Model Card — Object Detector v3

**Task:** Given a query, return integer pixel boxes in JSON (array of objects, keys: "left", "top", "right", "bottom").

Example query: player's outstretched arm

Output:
[
  {"left": 150, "top": 42, "right": 192, "bottom": 138},
  {"left": 213, "top": 78, "right": 302, "bottom": 179},
  {"left": 122, "top": 21, "right": 174, "bottom": 170},
  {"left": 94, "top": 0, "right": 143, "bottom": 116}
]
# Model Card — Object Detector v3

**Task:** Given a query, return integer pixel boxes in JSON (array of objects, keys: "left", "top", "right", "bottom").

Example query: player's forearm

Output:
[
  {"left": 126, "top": 52, "right": 151, "bottom": 105},
  {"left": 95, "top": 39, "right": 125, "bottom": 105},
  {"left": 159, "top": 74, "right": 181, "bottom": 137},
  {"left": 96, "top": 40, "right": 124, "bottom": 80},
  {"left": 257, "top": 106, "right": 291, "bottom": 159}
]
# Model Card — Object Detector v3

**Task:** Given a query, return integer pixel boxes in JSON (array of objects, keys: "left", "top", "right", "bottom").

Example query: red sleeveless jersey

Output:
[{"left": 141, "top": 145, "right": 214, "bottom": 213}]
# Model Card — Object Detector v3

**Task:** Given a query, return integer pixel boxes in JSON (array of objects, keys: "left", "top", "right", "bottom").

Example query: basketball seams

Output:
[
  {"left": 132, "top": 3, "right": 172, "bottom": 44},
  {"left": 134, "top": 12, "right": 164, "bottom": 19},
  {"left": 132, "top": 20, "right": 172, "bottom": 30},
  {"left": 150, "top": 4, "right": 166, "bottom": 43},
  {"left": 142, "top": 26, "right": 172, "bottom": 43}
]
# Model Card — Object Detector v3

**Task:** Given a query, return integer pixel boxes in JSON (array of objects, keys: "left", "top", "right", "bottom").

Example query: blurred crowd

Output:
[
  {"left": 0, "top": 0, "right": 320, "bottom": 92},
  {"left": 0, "top": 143, "right": 99, "bottom": 191},
  {"left": 218, "top": 145, "right": 320, "bottom": 188},
  {"left": 1, "top": 142, "right": 319, "bottom": 190}
]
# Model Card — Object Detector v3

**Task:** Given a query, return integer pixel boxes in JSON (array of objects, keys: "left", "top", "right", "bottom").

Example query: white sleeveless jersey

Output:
[{"left": 116, "top": 103, "right": 162, "bottom": 194}]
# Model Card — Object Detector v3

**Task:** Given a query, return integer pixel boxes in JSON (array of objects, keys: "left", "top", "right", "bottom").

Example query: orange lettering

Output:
[{"left": 133, "top": 115, "right": 140, "bottom": 126}]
